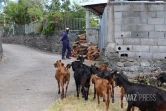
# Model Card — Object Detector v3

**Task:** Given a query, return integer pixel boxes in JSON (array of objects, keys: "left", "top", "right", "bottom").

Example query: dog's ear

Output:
[
  {"left": 59, "top": 60, "right": 61, "bottom": 62},
  {"left": 66, "top": 64, "right": 71, "bottom": 69},
  {"left": 54, "top": 63, "right": 57, "bottom": 68}
]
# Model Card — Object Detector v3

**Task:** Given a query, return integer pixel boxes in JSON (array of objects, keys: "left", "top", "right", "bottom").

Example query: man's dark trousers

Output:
[{"left": 62, "top": 40, "right": 71, "bottom": 59}]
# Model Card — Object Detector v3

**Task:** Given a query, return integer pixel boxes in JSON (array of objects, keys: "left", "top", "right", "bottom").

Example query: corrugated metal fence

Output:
[{"left": 99, "top": 6, "right": 107, "bottom": 51}]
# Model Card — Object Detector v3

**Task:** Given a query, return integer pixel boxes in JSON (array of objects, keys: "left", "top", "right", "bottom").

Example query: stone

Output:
[
  {"left": 124, "top": 62, "right": 132, "bottom": 67},
  {"left": 119, "top": 58, "right": 126, "bottom": 62},
  {"left": 127, "top": 58, "right": 134, "bottom": 62},
  {"left": 117, "top": 62, "right": 124, "bottom": 67},
  {"left": 141, "top": 60, "right": 151, "bottom": 67},
  {"left": 130, "top": 66, "right": 139, "bottom": 72},
  {"left": 133, "top": 61, "right": 141, "bottom": 66}
]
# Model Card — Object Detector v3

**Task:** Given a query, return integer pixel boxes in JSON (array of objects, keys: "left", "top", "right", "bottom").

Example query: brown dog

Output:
[
  {"left": 98, "top": 64, "right": 107, "bottom": 71},
  {"left": 91, "top": 75, "right": 111, "bottom": 109},
  {"left": 54, "top": 60, "right": 71, "bottom": 99},
  {"left": 156, "top": 102, "right": 166, "bottom": 111}
]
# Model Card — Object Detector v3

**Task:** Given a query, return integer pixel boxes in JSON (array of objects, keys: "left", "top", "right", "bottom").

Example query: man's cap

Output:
[{"left": 66, "top": 28, "right": 70, "bottom": 30}]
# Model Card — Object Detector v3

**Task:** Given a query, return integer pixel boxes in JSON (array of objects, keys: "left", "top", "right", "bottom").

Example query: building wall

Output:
[
  {"left": 104, "top": 2, "right": 166, "bottom": 59},
  {"left": 86, "top": 28, "right": 99, "bottom": 45}
]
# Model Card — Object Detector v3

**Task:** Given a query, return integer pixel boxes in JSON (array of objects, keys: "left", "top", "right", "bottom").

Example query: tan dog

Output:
[
  {"left": 54, "top": 60, "right": 71, "bottom": 99},
  {"left": 91, "top": 75, "right": 111, "bottom": 109},
  {"left": 98, "top": 64, "right": 107, "bottom": 71}
]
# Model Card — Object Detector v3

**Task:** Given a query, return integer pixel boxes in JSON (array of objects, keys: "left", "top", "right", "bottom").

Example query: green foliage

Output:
[
  {"left": 4, "top": 0, "right": 45, "bottom": 25},
  {"left": 70, "top": 2, "right": 86, "bottom": 18},
  {"left": 90, "top": 17, "right": 99, "bottom": 28},
  {"left": 42, "top": 12, "right": 61, "bottom": 36},
  {"left": 3, "top": 0, "right": 99, "bottom": 35},
  {"left": 45, "top": 0, "right": 61, "bottom": 11},
  {"left": 0, "top": 13, "right": 4, "bottom": 25},
  {"left": 145, "top": 78, "right": 150, "bottom": 85},
  {"left": 4, "top": 0, "right": 29, "bottom": 24},
  {"left": 35, "top": 20, "right": 43, "bottom": 33}
]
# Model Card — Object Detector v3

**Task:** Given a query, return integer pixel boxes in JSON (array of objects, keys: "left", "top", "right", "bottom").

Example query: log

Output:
[
  {"left": 71, "top": 33, "right": 100, "bottom": 61},
  {"left": 78, "top": 36, "right": 86, "bottom": 40},
  {"left": 79, "top": 40, "right": 87, "bottom": 43}
]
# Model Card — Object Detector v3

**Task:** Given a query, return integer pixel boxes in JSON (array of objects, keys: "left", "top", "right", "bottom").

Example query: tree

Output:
[
  {"left": 45, "top": 0, "right": 61, "bottom": 11},
  {"left": 70, "top": 1, "right": 86, "bottom": 18},
  {"left": 4, "top": 0, "right": 45, "bottom": 24}
]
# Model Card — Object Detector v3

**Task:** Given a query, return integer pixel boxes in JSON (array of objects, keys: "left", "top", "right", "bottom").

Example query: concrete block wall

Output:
[
  {"left": 87, "top": 28, "right": 99, "bottom": 45},
  {"left": 111, "top": 2, "right": 166, "bottom": 59}
]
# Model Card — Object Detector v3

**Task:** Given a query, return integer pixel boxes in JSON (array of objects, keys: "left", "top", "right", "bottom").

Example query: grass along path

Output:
[{"left": 44, "top": 87, "right": 140, "bottom": 111}]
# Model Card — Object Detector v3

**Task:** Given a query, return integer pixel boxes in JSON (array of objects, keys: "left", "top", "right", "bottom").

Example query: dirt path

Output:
[{"left": 0, "top": 44, "right": 98, "bottom": 111}]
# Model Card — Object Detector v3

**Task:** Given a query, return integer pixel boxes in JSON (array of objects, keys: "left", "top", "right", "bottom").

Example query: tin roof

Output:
[{"left": 81, "top": 1, "right": 107, "bottom": 16}]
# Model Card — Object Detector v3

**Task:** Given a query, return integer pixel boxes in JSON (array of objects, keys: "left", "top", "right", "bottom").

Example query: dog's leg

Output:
[
  {"left": 93, "top": 84, "right": 96, "bottom": 99},
  {"left": 60, "top": 81, "right": 64, "bottom": 99},
  {"left": 103, "top": 94, "right": 108, "bottom": 109},
  {"left": 58, "top": 81, "right": 60, "bottom": 94},
  {"left": 97, "top": 92, "right": 100, "bottom": 105},
  {"left": 111, "top": 82, "right": 114, "bottom": 103},
  {"left": 121, "top": 88, "right": 124, "bottom": 108},
  {"left": 76, "top": 83, "right": 79, "bottom": 98},
  {"left": 65, "top": 80, "right": 70, "bottom": 98}
]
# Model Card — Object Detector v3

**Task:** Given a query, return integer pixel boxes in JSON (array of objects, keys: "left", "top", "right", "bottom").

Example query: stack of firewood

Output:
[
  {"left": 87, "top": 46, "right": 100, "bottom": 61},
  {"left": 77, "top": 34, "right": 86, "bottom": 43},
  {"left": 71, "top": 34, "right": 100, "bottom": 61}
]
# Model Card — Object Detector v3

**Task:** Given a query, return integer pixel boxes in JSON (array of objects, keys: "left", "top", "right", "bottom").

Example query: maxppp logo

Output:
[{"left": 125, "top": 92, "right": 156, "bottom": 102}]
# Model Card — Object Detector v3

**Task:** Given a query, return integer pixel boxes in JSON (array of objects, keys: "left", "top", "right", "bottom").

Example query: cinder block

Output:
[
  {"left": 130, "top": 4, "right": 147, "bottom": 11},
  {"left": 115, "top": 39, "right": 123, "bottom": 45},
  {"left": 122, "top": 18, "right": 147, "bottom": 25},
  {"left": 131, "top": 32, "right": 148, "bottom": 38},
  {"left": 114, "top": 12, "right": 122, "bottom": 18},
  {"left": 116, "top": 45, "right": 132, "bottom": 52},
  {"left": 121, "top": 25, "right": 137, "bottom": 31},
  {"left": 140, "top": 12, "right": 156, "bottom": 18},
  {"left": 149, "top": 32, "right": 164, "bottom": 39},
  {"left": 141, "top": 39, "right": 158, "bottom": 46},
  {"left": 158, "top": 46, "right": 166, "bottom": 53},
  {"left": 114, "top": 25, "right": 121, "bottom": 32},
  {"left": 122, "top": 12, "right": 140, "bottom": 18},
  {"left": 148, "top": 18, "right": 164, "bottom": 25},
  {"left": 137, "top": 25, "right": 155, "bottom": 31},
  {"left": 133, "top": 45, "right": 150, "bottom": 52},
  {"left": 118, "top": 52, "right": 136, "bottom": 58},
  {"left": 153, "top": 53, "right": 166, "bottom": 59},
  {"left": 164, "top": 18, "right": 166, "bottom": 24},
  {"left": 157, "top": 12, "right": 166, "bottom": 18},
  {"left": 155, "top": 25, "right": 166, "bottom": 31},
  {"left": 150, "top": 46, "right": 159, "bottom": 52},
  {"left": 114, "top": 18, "right": 122, "bottom": 24},
  {"left": 147, "top": 5, "right": 164, "bottom": 11},
  {"left": 115, "top": 32, "right": 131, "bottom": 38},
  {"left": 123, "top": 38, "right": 141, "bottom": 45},
  {"left": 158, "top": 39, "right": 166, "bottom": 46},
  {"left": 165, "top": 32, "right": 166, "bottom": 38},
  {"left": 135, "top": 52, "right": 153, "bottom": 58},
  {"left": 114, "top": 5, "right": 130, "bottom": 12}
]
